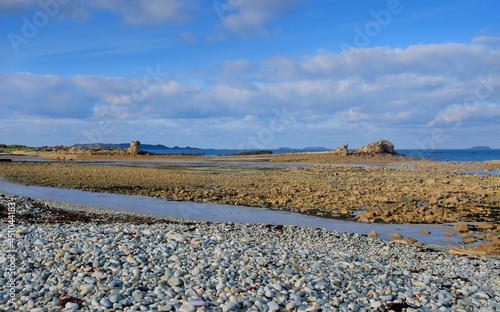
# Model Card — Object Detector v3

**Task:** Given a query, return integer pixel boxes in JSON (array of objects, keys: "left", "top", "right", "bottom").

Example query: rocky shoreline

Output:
[
  {"left": 1, "top": 155, "right": 499, "bottom": 256},
  {"left": 1, "top": 193, "right": 499, "bottom": 311},
  {"left": 0, "top": 160, "right": 498, "bottom": 225}
]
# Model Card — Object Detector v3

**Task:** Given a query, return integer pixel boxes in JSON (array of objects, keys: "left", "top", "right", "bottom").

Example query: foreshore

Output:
[
  {"left": 0, "top": 152, "right": 499, "bottom": 248},
  {"left": 0, "top": 152, "right": 499, "bottom": 310},
  {"left": 0, "top": 154, "right": 498, "bottom": 225},
  {"left": 1, "top": 193, "right": 499, "bottom": 311}
]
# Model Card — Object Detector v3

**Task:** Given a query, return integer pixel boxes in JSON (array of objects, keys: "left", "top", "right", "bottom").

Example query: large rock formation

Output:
[
  {"left": 332, "top": 144, "right": 348, "bottom": 157},
  {"left": 354, "top": 140, "right": 397, "bottom": 154},
  {"left": 128, "top": 140, "right": 141, "bottom": 155}
]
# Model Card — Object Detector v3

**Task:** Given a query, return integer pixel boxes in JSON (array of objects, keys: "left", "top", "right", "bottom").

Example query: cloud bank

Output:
[{"left": 2, "top": 40, "right": 499, "bottom": 148}]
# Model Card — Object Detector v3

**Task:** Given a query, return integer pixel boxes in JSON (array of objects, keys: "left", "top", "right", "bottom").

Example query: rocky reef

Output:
[{"left": 354, "top": 139, "right": 397, "bottom": 155}]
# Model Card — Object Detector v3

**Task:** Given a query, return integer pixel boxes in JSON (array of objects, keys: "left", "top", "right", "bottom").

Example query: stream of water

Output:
[{"left": 0, "top": 181, "right": 465, "bottom": 246}]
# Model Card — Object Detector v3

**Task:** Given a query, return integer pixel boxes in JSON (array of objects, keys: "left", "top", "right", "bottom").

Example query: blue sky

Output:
[{"left": 1, "top": 0, "right": 499, "bottom": 149}]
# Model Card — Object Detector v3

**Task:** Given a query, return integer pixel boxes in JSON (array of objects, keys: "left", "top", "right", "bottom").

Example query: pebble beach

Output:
[{"left": 1, "top": 193, "right": 499, "bottom": 311}]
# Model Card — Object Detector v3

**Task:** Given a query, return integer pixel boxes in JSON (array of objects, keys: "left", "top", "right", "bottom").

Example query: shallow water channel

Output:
[{"left": 0, "top": 180, "right": 468, "bottom": 247}]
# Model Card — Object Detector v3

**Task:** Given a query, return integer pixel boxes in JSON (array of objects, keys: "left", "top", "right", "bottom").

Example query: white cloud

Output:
[
  {"left": 217, "top": 0, "right": 307, "bottom": 37},
  {"left": 429, "top": 103, "right": 500, "bottom": 126},
  {"left": 0, "top": 72, "right": 97, "bottom": 118},
  {"left": 220, "top": 9, "right": 271, "bottom": 37},
  {"left": 303, "top": 43, "right": 497, "bottom": 79},
  {"left": 0, "top": 0, "right": 36, "bottom": 13},
  {"left": 428, "top": 104, "right": 479, "bottom": 126},
  {"left": 96, "top": 0, "right": 198, "bottom": 24},
  {"left": 2, "top": 40, "right": 500, "bottom": 147},
  {"left": 0, "top": 0, "right": 198, "bottom": 24},
  {"left": 472, "top": 35, "right": 500, "bottom": 45},
  {"left": 212, "top": 84, "right": 255, "bottom": 104},
  {"left": 337, "top": 108, "right": 369, "bottom": 121},
  {"left": 244, "top": 115, "right": 255, "bottom": 121}
]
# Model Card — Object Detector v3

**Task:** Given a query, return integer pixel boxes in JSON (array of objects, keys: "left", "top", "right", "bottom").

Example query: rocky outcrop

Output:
[
  {"left": 354, "top": 140, "right": 397, "bottom": 155},
  {"left": 332, "top": 144, "right": 348, "bottom": 157},
  {"left": 128, "top": 141, "right": 141, "bottom": 156}
]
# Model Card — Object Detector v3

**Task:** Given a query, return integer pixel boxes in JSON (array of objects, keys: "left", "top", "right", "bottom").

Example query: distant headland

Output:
[{"left": 468, "top": 146, "right": 493, "bottom": 151}]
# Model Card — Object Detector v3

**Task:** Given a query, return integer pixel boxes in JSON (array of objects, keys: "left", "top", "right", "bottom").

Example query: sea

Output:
[
  {"left": 396, "top": 149, "right": 500, "bottom": 162},
  {"left": 141, "top": 148, "right": 500, "bottom": 162}
]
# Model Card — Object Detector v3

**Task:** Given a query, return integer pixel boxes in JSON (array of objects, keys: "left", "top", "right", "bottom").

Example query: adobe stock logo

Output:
[
  {"left": 7, "top": 0, "right": 71, "bottom": 54},
  {"left": 339, "top": 0, "right": 410, "bottom": 62},
  {"left": 414, "top": 74, "right": 496, "bottom": 150},
  {"left": 213, "top": 0, "right": 243, "bottom": 19}
]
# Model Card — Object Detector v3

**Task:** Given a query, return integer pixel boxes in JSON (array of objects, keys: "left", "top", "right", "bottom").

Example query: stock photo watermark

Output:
[
  {"left": 415, "top": 74, "right": 496, "bottom": 150},
  {"left": 7, "top": 0, "right": 71, "bottom": 54},
  {"left": 81, "top": 65, "right": 169, "bottom": 144},
  {"left": 339, "top": 0, "right": 410, "bottom": 62},
  {"left": 238, "top": 107, "right": 296, "bottom": 150},
  {"left": 213, "top": 0, "right": 243, "bottom": 19},
  {"left": 3, "top": 202, "right": 18, "bottom": 305}
]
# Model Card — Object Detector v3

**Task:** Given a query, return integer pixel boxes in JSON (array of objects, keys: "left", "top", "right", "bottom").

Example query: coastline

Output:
[
  {"left": 0, "top": 154, "right": 498, "bottom": 223},
  {"left": 1, "top": 151, "right": 499, "bottom": 310},
  {"left": 1, "top": 151, "right": 499, "bottom": 254}
]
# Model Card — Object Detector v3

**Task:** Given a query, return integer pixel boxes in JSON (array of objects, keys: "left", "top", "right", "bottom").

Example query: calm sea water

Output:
[
  {"left": 397, "top": 149, "right": 500, "bottom": 162},
  {"left": 142, "top": 148, "right": 500, "bottom": 162}
]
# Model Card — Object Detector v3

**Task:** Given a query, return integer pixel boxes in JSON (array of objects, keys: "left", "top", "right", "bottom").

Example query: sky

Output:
[{"left": 1, "top": 0, "right": 499, "bottom": 149}]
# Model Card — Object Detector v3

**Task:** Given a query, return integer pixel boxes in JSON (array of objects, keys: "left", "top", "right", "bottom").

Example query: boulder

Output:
[
  {"left": 128, "top": 140, "right": 141, "bottom": 155},
  {"left": 462, "top": 236, "right": 476, "bottom": 244},
  {"left": 389, "top": 232, "right": 403, "bottom": 239},
  {"left": 404, "top": 237, "right": 418, "bottom": 245},
  {"left": 454, "top": 223, "right": 469, "bottom": 233},
  {"left": 477, "top": 223, "right": 495, "bottom": 230},
  {"left": 354, "top": 140, "right": 397, "bottom": 154},
  {"left": 332, "top": 144, "right": 348, "bottom": 156}
]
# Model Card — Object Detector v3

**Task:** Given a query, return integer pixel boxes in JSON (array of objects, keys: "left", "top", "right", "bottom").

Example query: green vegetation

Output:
[{"left": 0, "top": 144, "right": 40, "bottom": 152}]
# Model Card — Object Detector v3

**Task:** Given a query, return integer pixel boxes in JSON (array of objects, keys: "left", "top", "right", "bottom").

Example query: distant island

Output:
[
  {"left": 0, "top": 143, "right": 330, "bottom": 154},
  {"left": 468, "top": 146, "right": 492, "bottom": 151},
  {"left": 71, "top": 143, "right": 330, "bottom": 153},
  {"left": 72, "top": 143, "right": 201, "bottom": 150}
]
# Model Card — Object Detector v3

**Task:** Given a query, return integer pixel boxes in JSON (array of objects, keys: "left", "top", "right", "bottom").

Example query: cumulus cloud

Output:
[
  {"left": 428, "top": 104, "right": 479, "bottom": 126},
  {"left": 0, "top": 0, "right": 198, "bottom": 24},
  {"left": 0, "top": 0, "right": 37, "bottom": 14},
  {"left": 217, "top": 0, "right": 308, "bottom": 37},
  {"left": 429, "top": 104, "right": 500, "bottom": 126},
  {"left": 472, "top": 35, "right": 500, "bottom": 45},
  {"left": 303, "top": 44, "right": 496, "bottom": 79},
  {"left": 337, "top": 108, "right": 369, "bottom": 122},
  {"left": 0, "top": 72, "right": 97, "bottom": 118},
  {"left": 3, "top": 40, "right": 500, "bottom": 147},
  {"left": 89, "top": 0, "right": 198, "bottom": 24},
  {"left": 212, "top": 84, "right": 255, "bottom": 105}
]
